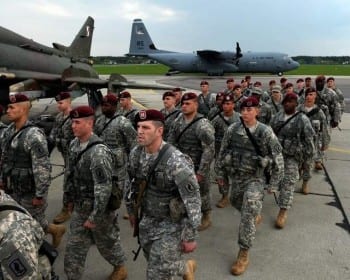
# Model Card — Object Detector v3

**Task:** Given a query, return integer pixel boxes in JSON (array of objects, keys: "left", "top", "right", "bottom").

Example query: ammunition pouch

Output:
[
  {"left": 169, "top": 197, "right": 186, "bottom": 222},
  {"left": 107, "top": 178, "right": 123, "bottom": 210}
]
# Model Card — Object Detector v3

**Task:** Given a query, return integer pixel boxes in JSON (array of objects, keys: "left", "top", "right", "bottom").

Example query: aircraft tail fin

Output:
[
  {"left": 53, "top": 16, "right": 94, "bottom": 59},
  {"left": 128, "top": 19, "right": 166, "bottom": 56}
]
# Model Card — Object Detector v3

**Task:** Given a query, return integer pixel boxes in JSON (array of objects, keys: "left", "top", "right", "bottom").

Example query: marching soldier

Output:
[
  {"left": 119, "top": 91, "right": 139, "bottom": 128},
  {"left": 197, "top": 80, "right": 216, "bottom": 118},
  {"left": 160, "top": 91, "right": 181, "bottom": 140}
]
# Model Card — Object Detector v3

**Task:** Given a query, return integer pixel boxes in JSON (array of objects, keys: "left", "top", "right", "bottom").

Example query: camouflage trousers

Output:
[
  {"left": 230, "top": 176, "right": 265, "bottom": 250},
  {"left": 199, "top": 176, "right": 211, "bottom": 213},
  {"left": 64, "top": 209, "right": 126, "bottom": 280},
  {"left": 301, "top": 157, "right": 313, "bottom": 182},
  {"left": 278, "top": 157, "right": 299, "bottom": 209},
  {"left": 11, "top": 192, "right": 49, "bottom": 231},
  {"left": 140, "top": 217, "right": 187, "bottom": 279}
]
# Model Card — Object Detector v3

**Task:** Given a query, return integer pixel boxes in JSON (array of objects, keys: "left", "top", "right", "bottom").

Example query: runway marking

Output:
[
  {"left": 131, "top": 98, "right": 147, "bottom": 109},
  {"left": 329, "top": 147, "right": 350, "bottom": 155}
]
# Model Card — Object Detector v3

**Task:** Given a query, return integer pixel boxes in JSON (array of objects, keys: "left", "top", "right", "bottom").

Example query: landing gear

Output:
[{"left": 277, "top": 72, "right": 283, "bottom": 76}]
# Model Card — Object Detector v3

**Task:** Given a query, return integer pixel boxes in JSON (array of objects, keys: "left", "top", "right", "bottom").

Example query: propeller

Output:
[{"left": 233, "top": 42, "right": 242, "bottom": 66}]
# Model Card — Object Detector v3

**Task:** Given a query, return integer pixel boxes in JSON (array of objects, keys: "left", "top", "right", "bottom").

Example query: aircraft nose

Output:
[{"left": 291, "top": 60, "right": 300, "bottom": 69}]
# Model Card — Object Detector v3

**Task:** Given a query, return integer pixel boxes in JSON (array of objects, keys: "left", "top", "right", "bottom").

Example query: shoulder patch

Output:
[
  {"left": 32, "top": 142, "right": 48, "bottom": 158},
  {"left": 93, "top": 165, "right": 109, "bottom": 184}
]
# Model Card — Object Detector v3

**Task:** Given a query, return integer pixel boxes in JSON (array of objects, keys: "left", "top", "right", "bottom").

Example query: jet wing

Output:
[
  {"left": 0, "top": 69, "right": 61, "bottom": 81},
  {"left": 197, "top": 50, "right": 225, "bottom": 60}
]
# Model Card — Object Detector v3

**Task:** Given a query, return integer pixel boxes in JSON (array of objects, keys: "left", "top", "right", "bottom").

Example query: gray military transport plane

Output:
[
  {"left": 0, "top": 16, "right": 172, "bottom": 108},
  {"left": 128, "top": 19, "right": 300, "bottom": 76}
]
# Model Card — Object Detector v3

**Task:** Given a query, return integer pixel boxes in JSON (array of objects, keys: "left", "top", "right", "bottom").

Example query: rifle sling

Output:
[
  {"left": 306, "top": 107, "right": 320, "bottom": 118},
  {"left": 97, "top": 115, "right": 120, "bottom": 136},
  {"left": 218, "top": 113, "right": 231, "bottom": 126},
  {"left": 240, "top": 117, "right": 262, "bottom": 156},
  {"left": 75, "top": 141, "right": 104, "bottom": 164},
  {"left": 275, "top": 112, "right": 301, "bottom": 135},
  {"left": 175, "top": 117, "right": 204, "bottom": 143}
]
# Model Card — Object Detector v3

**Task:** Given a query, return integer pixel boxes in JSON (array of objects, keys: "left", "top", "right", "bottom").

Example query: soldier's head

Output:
[
  {"left": 326, "top": 77, "right": 335, "bottom": 89},
  {"left": 284, "top": 83, "right": 294, "bottom": 94},
  {"left": 282, "top": 93, "right": 298, "bottom": 114},
  {"left": 296, "top": 78, "right": 304, "bottom": 89},
  {"left": 280, "top": 77, "right": 288, "bottom": 87},
  {"left": 251, "top": 87, "right": 263, "bottom": 101},
  {"left": 271, "top": 86, "right": 282, "bottom": 102},
  {"left": 226, "top": 78, "right": 234, "bottom": 89},
  {"left": 315, "top": 75, "right": 326, "bottom": 91},
  {"left": 240, "top": 97, "right": 259, "bottom": 125},
  {"left": 118, "top": 91, "right": 132, "bottom": 109},
  {"left": 162, "top": 91, "right": 176, "bottom": 109},
  {"left": 70, "top": 106, "right": 95, "bottom": 141},
  {"left": 215, "top": 92, "right": 224, "bottom": 106},
  {"left": 55, "top": 91, "right": 72, "bottom": 113},
  {"left": 181, "top": 92, "right": 198, "bottom": 116},
  {"left": 233, "top": 84, "right": 242, "bottom": 96},
  {"left": 7, "top": 93, "right": 31, "bottom": 122},
  {"left": 269, "top": 80, "right": 276, "bottom": 89},
  {"left": 172, "top": 87, "right": 183, "bottom": 104},
  {"left": 200, "top": 80, "right": 209, "bottom": 93},
  {"left": 304, "top": 87, "right": 317, "bottom": 106},
  {"left": 222, "top": 94, "right": 235, "bottom": 115},
  {"left": 101, "top": 94, "right": 118, "bottom": 118},
  {"left": 305, "top": 77, "right": 312, "bottom": 87},
  {"left": 135, "top": 109, "right": 164, "bottom": 151}
]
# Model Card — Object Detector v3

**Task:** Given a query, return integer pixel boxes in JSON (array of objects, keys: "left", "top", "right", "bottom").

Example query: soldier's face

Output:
[
  {"left": 222, "top": 101, "right": 234, "bottom": 114},
  {"left": 227, "top": 81, "right": 234, "bottom": 89},
  {"left": 240, "top": 107, "right": 259, "bottom": 123},
  {"left": 137, "top": 121, "right": 163, "bottom": 147},
  {"left": 305, "top": 92, "right": 316, "bottom": 104},
  {"left": 200, "top": 84, "right": 209, "bottom": 92},
  {"left": 7, "top": 103, "right": 26, "bottom": 121},
  {"left": 72, "top": 118, "right": 94, "bottom": 139},
  {"left": 119, "top": 98, "right": 130, "bottom": 108},
  {"left": 101, "top": 102, "right": 116, "bottom": 117},
  {"left": 181, "top": 100, "right": 198, "bottom": 115},
  {"left": 283, "top": 99, "right": 298, "bottom": 114},
  {"left": 163, "top": 96, "right": 175, "bottom": 109},
  {"left": 57, "top": 99, "right": 71, "bottom": 112},
  {"left": 173, "top": 91, "right": 182, "bottom": 103}
]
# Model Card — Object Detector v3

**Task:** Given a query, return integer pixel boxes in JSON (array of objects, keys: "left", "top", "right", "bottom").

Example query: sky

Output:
[{"left": 1, "top": 0, "right": 350, "bottom": 57}]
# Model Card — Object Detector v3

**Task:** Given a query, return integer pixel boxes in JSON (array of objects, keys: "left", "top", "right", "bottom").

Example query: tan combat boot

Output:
[
  {"left": 255, "top": 214, "right": 262, "bottom": 226},
  {"left": 302, "top": 180, "right": 309, "bottom": 195},
  {"left": 275, "top": 208, "right": 287, "bottom": 229},
  {"left": 53, "top": 206, "right": 71, "bottom": 224},
  {"left": 231, "top": 249, "right": 249, "bottom": 275},
  {"left": 198, "top": 211, "right": 212, "bottom": 231},
  {"left": 183, "top": 259, "right": 197, "bottom": 280},
  {"left": 314, "top": 162, "right": 323, "bottom": 170},
  {"left": 109, "top": 265, "right": 127, "bottom": 280},
  {"left": 47, "top": 223, "right": 66, "bottom": 248},
  {"left": 216, "top": 194, "right": 229, "bottom": 208}
]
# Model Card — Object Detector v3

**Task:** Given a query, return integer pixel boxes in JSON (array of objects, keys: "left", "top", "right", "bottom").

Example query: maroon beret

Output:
[
  {"left": 172, "top": 87, "right": 183, "bottom": 92},
  {"left": 240, "top": 97, "right": 259, "bottom": 108},
  {"left": 119, "top": 91, "right": 131, "bottom": 98},
  {"left": 296, "top": 78, "right": 304, "bottom": 83},
  {"left": 200, "top": 80, "right": 209, "bottom": 86},
  {"left": 284, "top": 82, "right": 294, "bottom": 89},
  {"left": 181, "top": 92, "right": 198, "bottom": 104},
  {"left": 305, "top": 77, "right": 312, "bottom": 81},
  {"left": 280, "top": 77, "right": 287, "bottom": 83},
  {"left": 253, "top": 81, "right": 262, "bottom": 87},
  {"left": 326, "top": 77, "right": 335, "bottom": 83},
  {"left": 245, "top": 75, "right": 251, "bottom": 80},
  {"left": 222, "top": 94, "right": 234, "bottom": 103},
  {"left": 70, "top": 106, "right": 94, "bottom": 119},
  {"left": 135, "top": 109, "right": 165, "bottom": 124},
  {"left": 162, "top": 91, "right": 176, "bottom": 100},
  {"left": 9, "top": 93, "right": 29, "bottom": 103},
  {"left": 269, "top": 80, "right": 276, "bottom": 86},
  {"left": 55, "top": 91, "right": 71, "bottom": 101},
  {"left": 226, "top": 78, "right": 234, "bottom": 83},
  {"left": 233, "top": 84, "right": 242, "bottom": 90},
  {"left": 304, "top": 87, "right": 316, "bottom": 96},
  {"left": 102, "top": 94, "right": 118, "bottom": 105},
  {"left": 315, "top": 75, "right": 326, "bottom": 82},
  {"left": 282, "top": 93, "right": 298, "bottom": 104},
  {"left": 216, "top": 92, "right": 224, "bottom": 100}
]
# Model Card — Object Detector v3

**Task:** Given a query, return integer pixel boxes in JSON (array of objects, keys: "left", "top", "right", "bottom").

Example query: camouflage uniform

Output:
[
  {"left": 234, "top": 95, "right": 246, "bottom": 113},
  {"left": 270, "top": 111, "right": 315, "bottom": 209},
  {"left": 160, "top": 107, "right": 181, "bottom": 140},
  {"left": 1, "top": 121, "right": 51, "bottom": 231},
  {"left": 197, "top": 93, "right": 216, "bottom": 118},
  {"left": 298, "top": 105, "right": 330, "bottom": 181},
  {"left": 267, "top": 98, "right": 283, "bottom": 117},
  {"left": 94, "top": 113, "right": 137, "bottom": 191},
  {"left": 167, "top": 113, "right": 215, "bottom": 213},
  {"left": 332, "top": 87, "right": 346, "bottom": 116},
  {"left": 122, "top": 107, "right": 139, "bottom": 128},
  {"left": 0, "top": 121, "right": 8, "bottom": 162},
  {"left": 0, "top": 190, "right": 49, "bottom": 280},
  {"left": 317, "top": 87, "right": 341, "bottom": 126},
  {"left": 64, "top": 134, "right": 126, "bottom": 280},
  {"left": 207, "top": 104, "right": 222, "bottom": 121},
  {"left": 126, "top": 142, "right": 201, "bottom": 279},
  {"left": 215, "top": 121, "right": 284, "bottom": 249},
  {"left": 257, "top": 101, "right": 273, "bottom": 125}
]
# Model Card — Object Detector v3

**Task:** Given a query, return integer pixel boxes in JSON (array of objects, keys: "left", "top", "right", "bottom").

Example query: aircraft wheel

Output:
[{"left": 277, "top": 72, "right": 283, "bottom": 76}]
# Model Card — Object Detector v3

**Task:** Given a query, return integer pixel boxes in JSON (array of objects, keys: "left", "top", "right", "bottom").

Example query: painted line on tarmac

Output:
[
  {"left": 132, "top": 98, "right": 147, "bottom": 109},
  {"left": 329, "top": 147, "right": 350, "bottom": 155}
]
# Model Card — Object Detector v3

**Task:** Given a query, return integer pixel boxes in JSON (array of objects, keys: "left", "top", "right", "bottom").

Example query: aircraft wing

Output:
[
  {"left": 197, "top": 50, "right": 225, "bottom": 60},
  {"left": 0, "top": 69, "right": 61, "bottom": 81},
  {"left": 109, "top": 80, "right": 174, "bottom": 90},
  {"left": 63, "top": 76, "right": 107, "bottom": 86}
]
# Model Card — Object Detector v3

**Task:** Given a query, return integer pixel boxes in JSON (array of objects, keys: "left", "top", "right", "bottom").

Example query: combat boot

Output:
[
  {"left": 302, "top": 180, "right": 309, "bottom": 195},
  {"left": 314, "top": 162, "right": 323, "bottom": 170},
  {"left": 255, "top": 214, "right": 262, "bottom": 226},
  {"left": 275, "top": 208, "right": 287, "bottom": 229},
  {"left": 47, "top": 223, "right": 66, "bottom": 248},
  {"left": 109, "top": 264, "right": 127, "bottom": 280},
  {"left": 216, "top": 194, "right": 229, "bottom": 208},
  {"left": 53, "top": 206, "right": 71, "bottom": 224},
  {"left": 183, "top": 259, "right": 196, "bottom": 280},
  {"left": 198, "top": 211, "right": 212, "bottom": 231},
  {"left": 231, "top": 248, "right": 249, "bottom": 275}
]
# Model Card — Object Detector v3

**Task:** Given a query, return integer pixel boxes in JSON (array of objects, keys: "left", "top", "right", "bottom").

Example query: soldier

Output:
[
  {"left": 327, "top": 77, "right": 346, "bottom": 117},
  {"left": 119, "top": 91, "right": 139, "bottom": 128},
  {"left": 305, "top": 77, "right": 312, "bottom": 88},
  {"left": 267, "top": 85, "right": 283, "bottom": 117},
  {"left": 315, "top": 75, "right": 341, "bottom": 129},
  {"left": 280, "top": 77, "right": 288, "bottom": 94},
  {"left": 232, "top": 84, "right": 245, "bottom": 112},
  {"left": 215, "top": 97, "right": 284, "bottom": 276},
  {"left": 0, "top": 105, "right": 8, "bottom": 157},
  {"left": 94, "top": 94, "right": 137, "bottom": 202},
  {"left": 253, "top": 81, "right": 270, "bottom": 102},
  {"left": 266, "top": 79, "right": 277, "bottom": 97},
  {"left": 0, "top": 93, "right": 65, "bottom": 248},
  {"left": 173, "top": 87, "right": 184, "bottom": 109},
  {"left": 270, "top": 93, "right": 315, "bottom": 229},
  {"left": 251, "top": 87, "right": 273, "bottom": 125},
  {"left": 296, "top": 78, "right": 305, "bottom": 96},
  {"left": 241, "top": 79, "right": 251, "bottom": 97},
  {"left": 208, "top": 92, "right": 224, "bottom": 121},
  {"left": 64, "top": 106, "right": 127, "bottom": 280},
  {"left": 298, "top": 87, "right": 330, "bottom": 193},
  {"left": 126, "top": 109, "right": 201, "bottom": 279},
  {"left": 49, "top": 91, "right": 75, "bottom": 224},
  {"left": 160, "top": 91, "right": 181, "bottom": 140},
  {"left": 223, "top": 77, "right": 235, "bottom": 95},
  {"left": 197, "top": 80, "right": 216, "bottom": 118},
  {"left": 0, "top": 190, "right": 53, "bottom": 279},
  {"left": 211, "top": 94, "right": 240, "bottom": 208},
  {"left": 167, "top": 92, "right": 215, "bottom": 231}
]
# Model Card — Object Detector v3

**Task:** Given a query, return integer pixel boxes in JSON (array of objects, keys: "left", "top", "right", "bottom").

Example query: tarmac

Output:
[{"left": 43, "top": 75, "right": 349, "bottom": 279}]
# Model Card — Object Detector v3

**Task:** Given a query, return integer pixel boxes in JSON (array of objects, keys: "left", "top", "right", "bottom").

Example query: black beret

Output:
[
  {"left": 9, "top": 93, "right": 29, "bottom": 103},
  {"left": 240, "top": 97, "right": 259, "bottom": 108},
  {"left": 135, "top": 109, "right": 165, "bottom": 124},
  {"left": 55, "top": 91, "right": 71, "bottom": 101},
  {"left": 102, "top": 94, "right": 118, "bottom": 105},
  {"left": 282, "top": 93, "right": 298, "bottom": 104},
  {"left": 119, "top": 91, "right": 131, "bottom": 98},
  {"left": 181, "top": 92, "right": 198, "bottom": 104},
  {"left": 226, "top": 78, "right": 234, "bottom": 83},
  {"left": 70, "top": 106, "right": 94, "bottom": 119},
  {"left": 162, "top": 91, "right": 176, "bottom": 100},
  {"left": 200, "top": 80, "right": 209, "bottom": 85}
]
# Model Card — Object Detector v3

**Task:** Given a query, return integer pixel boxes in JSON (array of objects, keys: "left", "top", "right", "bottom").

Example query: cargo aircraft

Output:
[{"left": 128, "top": 19, "right": 300, "bottom": 76}]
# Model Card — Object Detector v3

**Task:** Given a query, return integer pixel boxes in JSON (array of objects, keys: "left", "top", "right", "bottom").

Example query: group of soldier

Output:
[{"left": 0, "top": 73, "right": 344, "bottom": 279}]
